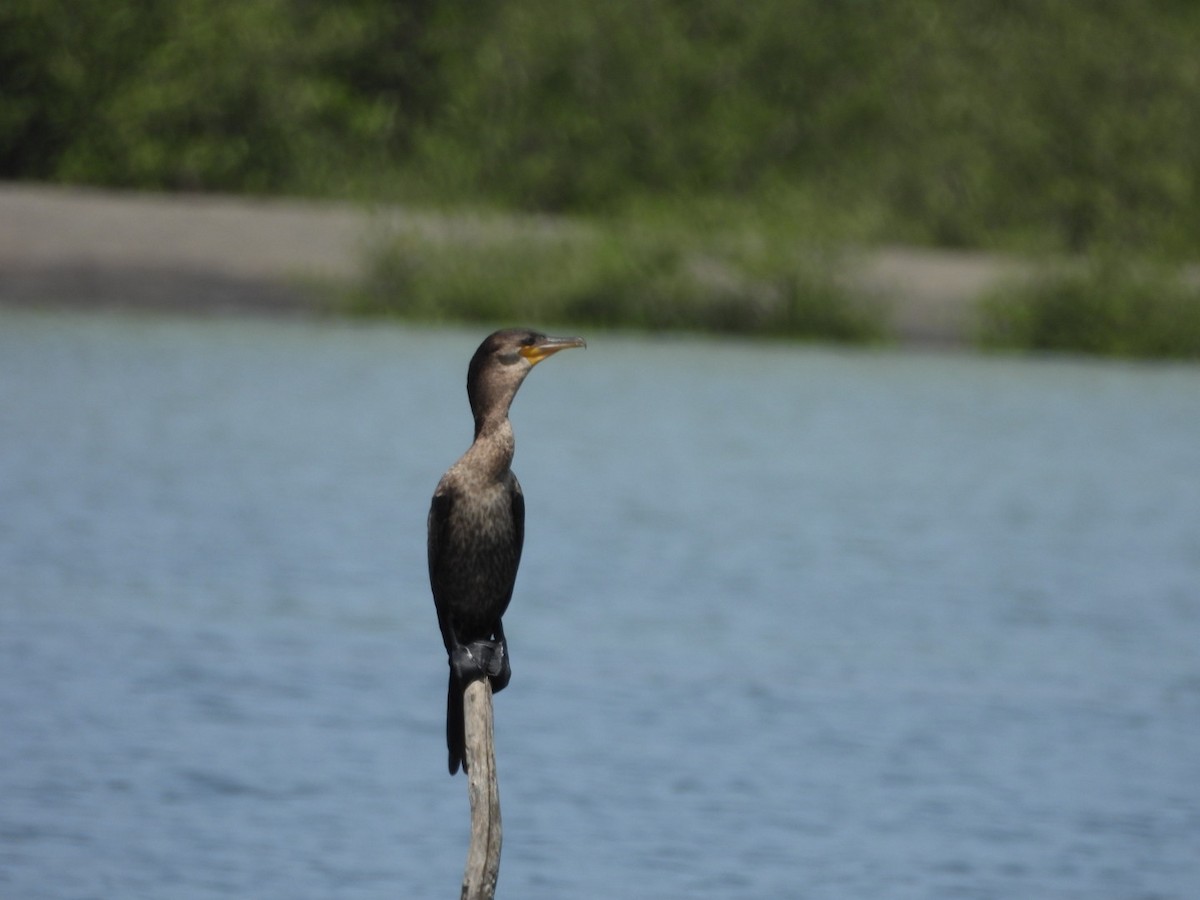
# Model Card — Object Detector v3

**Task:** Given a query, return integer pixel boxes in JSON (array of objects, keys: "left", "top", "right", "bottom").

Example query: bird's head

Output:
[{"left": 466, "top": 328, "right": 586, "bottom": 429}]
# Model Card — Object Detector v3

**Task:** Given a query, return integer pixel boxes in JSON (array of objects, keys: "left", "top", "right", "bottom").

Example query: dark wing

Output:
[
  {"left": 511, "top": 475, "right": 525, "bottom": 568},
  {"left": 428, "top": 487, "right": 457, "bottom": 654},
  {"left": 502, "top": 474, "right": 525, "bottom": 619}
]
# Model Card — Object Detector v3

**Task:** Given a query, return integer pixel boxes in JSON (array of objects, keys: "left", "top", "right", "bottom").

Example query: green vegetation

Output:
[
  {"left": 7, "top": 1, "right": 1200, "bottom": 257},
  {"left": 352, "top": 205, "right": 882, "bottom": 342},
  {"left": 5, "top": 1, "right": 1200, "bottom": 353},
  {"left": 979, "top": 261, "right": 1200, "bottom": 360},
  {"left": 1, "top": 0, "right": 436, "bottom": 193}
]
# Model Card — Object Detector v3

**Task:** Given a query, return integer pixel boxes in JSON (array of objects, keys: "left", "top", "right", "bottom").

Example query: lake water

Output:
[{"left": 2, "top": 309, "right": 1198, "bottom": 899}]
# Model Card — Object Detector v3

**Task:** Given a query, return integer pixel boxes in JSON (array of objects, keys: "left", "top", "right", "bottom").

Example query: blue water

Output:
[{"left": 2, "top": 310, "right": 1199, "bottom": 898}]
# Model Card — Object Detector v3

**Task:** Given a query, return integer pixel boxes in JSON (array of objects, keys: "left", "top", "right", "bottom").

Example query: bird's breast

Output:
[{"left": 431, "top": 475, "right": 522, "bottom": 633}]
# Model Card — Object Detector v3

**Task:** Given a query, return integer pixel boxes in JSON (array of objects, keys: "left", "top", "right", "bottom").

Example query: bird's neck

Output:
[{"left": 467, "top": 415, "right": 515, "bottom": 478}]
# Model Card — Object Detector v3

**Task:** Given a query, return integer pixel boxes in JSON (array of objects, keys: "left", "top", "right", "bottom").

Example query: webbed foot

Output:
[{"left": 450, "top": 639, "right": 511, "bottom": 693}]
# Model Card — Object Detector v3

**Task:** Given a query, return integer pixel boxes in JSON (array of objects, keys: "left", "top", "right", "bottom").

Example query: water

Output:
[{"left": 2, "top": 309, "right": 1198, "bottom": 899}]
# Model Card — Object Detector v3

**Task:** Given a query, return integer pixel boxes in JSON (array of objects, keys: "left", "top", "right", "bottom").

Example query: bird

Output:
[{"left": 427, "top": 328, "right": 585, "bottom": 775}]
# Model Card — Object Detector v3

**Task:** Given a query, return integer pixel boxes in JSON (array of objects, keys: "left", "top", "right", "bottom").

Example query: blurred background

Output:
[
  {"left": 3, "top": 0, "right": 1200, "bottom": 351},
  {"left": 2, "top": 3, "right": 1199, "bottom": 898}
]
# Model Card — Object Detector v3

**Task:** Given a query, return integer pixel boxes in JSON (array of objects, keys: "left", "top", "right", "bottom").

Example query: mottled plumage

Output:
[{"left": 427, "top": 328, "right": 584, "bottom": 775}]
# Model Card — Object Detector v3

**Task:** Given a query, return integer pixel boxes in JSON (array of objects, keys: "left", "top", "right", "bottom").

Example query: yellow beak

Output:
[{"left": 519, "top": 335, "right": 587, "bottom": 365}]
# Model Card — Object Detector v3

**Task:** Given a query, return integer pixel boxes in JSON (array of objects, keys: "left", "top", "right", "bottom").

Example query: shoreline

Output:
[{"left": 0, "top": 182, "right": 1022, "bottom": 344}]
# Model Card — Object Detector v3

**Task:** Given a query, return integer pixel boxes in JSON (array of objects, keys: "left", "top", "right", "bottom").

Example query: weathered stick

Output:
[{"left": 460, "top": 678, "right": 502, "bottom": 900}]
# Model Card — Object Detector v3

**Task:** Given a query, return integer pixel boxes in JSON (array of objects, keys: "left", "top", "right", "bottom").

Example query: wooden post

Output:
[{"left": 460, "top": 678, "right": 502, "bottom": 900}]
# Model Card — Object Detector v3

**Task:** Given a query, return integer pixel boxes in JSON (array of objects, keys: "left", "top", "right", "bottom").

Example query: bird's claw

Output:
[{"left": 450, "top": 640, "right": 511, "bottom": 692}]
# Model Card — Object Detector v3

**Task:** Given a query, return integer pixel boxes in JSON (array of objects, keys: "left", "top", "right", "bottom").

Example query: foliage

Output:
[
  {"left": 877, "top": 2, "right": 1200, "bottom": 257},
  {"left": 1, "top": 0, "right": 435, "bottom": 193},
  {"left": 404, "top": 0, "right": 1200, "bottom": 258},
  {"left": 978, "top": 260, "right": 1200, "bottom": 360},
  {"left": 415, "top": 0, "right": 895, "bottom": 211},
  {"left": 3, "top": 0, "right": 1200, "bottom": 256},
  {"left": 351, "top": 210, "right": 882, "bottom": 342},
  {"left": 0, "top": 0, "right": 169, "bottom": 178}
]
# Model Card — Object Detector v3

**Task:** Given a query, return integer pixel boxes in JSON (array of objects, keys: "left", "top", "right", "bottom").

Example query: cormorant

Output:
[{"left": 428, "top": 328, "right": 585, "bottom": 775}]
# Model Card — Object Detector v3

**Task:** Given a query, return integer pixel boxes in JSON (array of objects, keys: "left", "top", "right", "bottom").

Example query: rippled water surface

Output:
[{"left": 2, "top": 310, "right": 1199, "bottom": 898}]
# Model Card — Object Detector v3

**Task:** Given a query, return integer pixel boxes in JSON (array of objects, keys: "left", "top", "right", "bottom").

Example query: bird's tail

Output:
[{"left": 446, "top": 672, "right": 466, "bottom": 775}]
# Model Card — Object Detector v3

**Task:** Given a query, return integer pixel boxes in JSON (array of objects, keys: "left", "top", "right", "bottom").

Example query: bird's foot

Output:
[
  {"left": 450, "top": 640, "right": 511, "bottom": 693},
  {"left": 485, "top": 639, "right": 511, "bottom": 693}
]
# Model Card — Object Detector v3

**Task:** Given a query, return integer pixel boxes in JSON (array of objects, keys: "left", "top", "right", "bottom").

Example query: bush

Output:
[
  {"left": 351, "top": 210, "right": 883, "bottom": 342},
  {"left": 978, "top": 259, "right": 1200, "bottom": 359}
]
